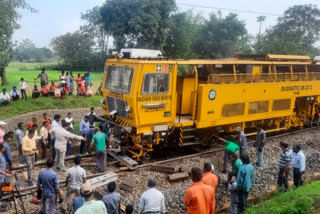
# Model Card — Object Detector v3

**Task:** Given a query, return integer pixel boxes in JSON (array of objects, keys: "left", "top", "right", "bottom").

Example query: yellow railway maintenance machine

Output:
[{"left": 101, "top": 50, "right": 320, "bottom": 161}]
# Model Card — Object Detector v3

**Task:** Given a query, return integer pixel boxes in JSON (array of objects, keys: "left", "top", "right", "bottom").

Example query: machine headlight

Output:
[
  {"left": 125, "top": 105, "right": 131, "bottom": 112},
  {"left": 100, "top": 98, "right": 104, "bottom": 104}
]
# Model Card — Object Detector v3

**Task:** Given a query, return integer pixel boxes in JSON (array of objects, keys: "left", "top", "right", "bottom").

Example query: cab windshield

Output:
[{"left": 105, "top": 65, "right": 133, "bottom": 93}]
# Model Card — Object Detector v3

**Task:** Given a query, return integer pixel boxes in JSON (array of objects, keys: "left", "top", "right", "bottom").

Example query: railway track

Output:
[{"left": 4, "top": 126, "right": 320, "bottom": 200}]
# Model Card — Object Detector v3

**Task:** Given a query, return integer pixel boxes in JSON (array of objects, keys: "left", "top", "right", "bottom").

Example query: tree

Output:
[
  {"left": 194, "top": 13, "right": 250, "bottom": 59},
  {"left": 13, "top": 39, "right": 54, "bottom": 62},
  {"left": 258, "top": 4, "right": 320, "bottom": 55},
  {"left": 100, "top": 0, "right": 176, "bottom": 50},
  {"left": 81, "top": 6, "right": 110, "bottom": 71},
  {"left": 163, "top": 12, "right": 202, "bottom": 59},
  {"left": 51, "top": 31, "right": 95, "bottom": 70},
  {"left": 0, "top": 0, "right": 34, "bottom": 85},
  {"left": 256, "top": 16, "right": 266, "bottom": 54}
]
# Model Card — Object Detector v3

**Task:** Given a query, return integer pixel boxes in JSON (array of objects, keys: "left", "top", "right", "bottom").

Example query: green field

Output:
[
  {"left": 3, "top": 62, "right": 104, "bottom": 93},
  {"left": 246, "top": 181, "right": 320, "bottom": 214},
  {"left": 0, "top": 62, "right": 104, "bottom": 119}
]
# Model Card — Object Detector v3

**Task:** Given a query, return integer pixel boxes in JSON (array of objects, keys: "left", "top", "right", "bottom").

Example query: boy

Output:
[{"left": 20, "top": 78, "right": 28, "bottom": 99}]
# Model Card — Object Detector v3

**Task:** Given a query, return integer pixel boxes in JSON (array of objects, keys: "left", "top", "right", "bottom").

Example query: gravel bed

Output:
[{"left": 5, "top": 128, "right": 320, "bottom": 214}]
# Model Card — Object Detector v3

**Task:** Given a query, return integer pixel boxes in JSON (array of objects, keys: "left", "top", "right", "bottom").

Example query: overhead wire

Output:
[{"left": 176, "top": 2, "right": 281, "bottom": 17}]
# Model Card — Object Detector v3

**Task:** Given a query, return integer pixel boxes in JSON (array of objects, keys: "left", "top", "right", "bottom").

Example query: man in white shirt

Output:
[
  {"left": 66, "top": 156, "right": 86, "bottom": 197},
  {"left": 139, "top": 179, "right": 166, "bottom": 214},
  {"left": 0, "top": 89, "right": 10, "bottom": 106},
  {"left": 39, "top": 120, "right": 49, "bottom": 159},
  {"left": 49, "top": 122, "right": 84, "bottom": 172},
  {"left": 65, "top": 112, "right": 74, "bottom": 131},
  {"left": 50, "top": 114, "right": 62, "bottom": 160},
  {"left": 292, "top": 144, "right": 306, "bottom": 188},
  {"left": 20, "top": 78, "right": 28, "bottom": 99},
  {"left": 10, "top": 86, "right": 20, "bottom": 101}
]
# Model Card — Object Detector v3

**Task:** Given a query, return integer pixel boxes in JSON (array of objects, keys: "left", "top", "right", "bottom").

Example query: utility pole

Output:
[{"left": 257, "top": 16, "right": 266, "bottom": 54}]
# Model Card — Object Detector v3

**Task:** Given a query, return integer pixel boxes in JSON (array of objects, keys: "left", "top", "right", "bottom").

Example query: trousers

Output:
[
  {"left": 21, "top": 89, "right": 27, "bottom": 99},
  {"left": 223, "top": 149, "right": 232, "bottom": 171},
  {"left": 24, "top": 154, "right": 35, "bottom": 183},
  {"left": 231, "top": 200, "right": 238, "bottom": 214},
  {"left": 256, "top": 148, "right": 263, "bottom": 166},
  {"left": 238, "top": 190, "right": 249, "bottom": 213},
  {"left": 40, "top": 195, "right": 56, "bottom": 214},
  {"left": 55, "top": 149, "right": 66, "bottom": 170},
  {"left": 277, "top": 167, "right": 289, "bottom": 191},
  {"left": 293, "top": 168, "right": 303, "bottom": 188},
  {"left": 96, "top": 150, "right": 107, "bottom": 171}
]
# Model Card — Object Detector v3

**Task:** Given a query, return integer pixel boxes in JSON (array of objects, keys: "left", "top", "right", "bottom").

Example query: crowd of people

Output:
[
  {"left": 0, "top": 115, "right": 308, "bottom": 213},
  {"left": 0, "top": 68, "right": 100, "bottom": 106}
]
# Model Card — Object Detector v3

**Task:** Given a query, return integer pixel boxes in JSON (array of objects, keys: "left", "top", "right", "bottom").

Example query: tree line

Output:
[{"left": 1, "top": 0, "right": 320, "bottom": 85}]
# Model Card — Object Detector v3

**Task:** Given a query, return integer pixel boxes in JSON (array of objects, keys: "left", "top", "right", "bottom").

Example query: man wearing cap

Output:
[
  {"left": 75, "top": 183, "right": 107, "bottom": 214},
  {"left": 139, "top": 179, "right": 166, "bottom": 214},
  {"left": 202, "top": 163, "right": 219, "bottom": 213},
  {"left": 236, "top": 127, "right": 248, "bottom": 156},
  {"left": 0, "top": 121, "right": 7, "bottom": 144},
  {"left": 49, "top": 122, "right": 84, "bottom": 172},
  {"left": 217, "top": 137, "right": 240, "bottom": 173},
  {"left": 21, "top": 129, "right": 38, "bottom": 186},
  {"left": 37, "top": 159, "right": 63, "bottom": 214}
]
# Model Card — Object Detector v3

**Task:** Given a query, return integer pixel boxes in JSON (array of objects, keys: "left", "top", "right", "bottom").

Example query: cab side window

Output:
[{"left": 142, "top": 73, "right": 170, "bottom": 94}]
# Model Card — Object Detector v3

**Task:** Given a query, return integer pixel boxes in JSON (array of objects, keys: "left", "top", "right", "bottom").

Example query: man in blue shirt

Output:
[
  {"left": 237, "top": 154, "right": 254, "bottom": 213},
  {"left": 102, "top": 181, "right": 121, "bottom": 214},
  {"left": 0, "top": 143, "right": 11, "bottom": 208},
  {"left": 37, "top": 159, "right": 63, "bottom": 214},
  {"left": 79, "top": 116, "right": 89, "bottom": 154},
  {"left": 73, "top": 196, "right": 85, "bottom": 212},
  {"left": 10, "top": 86, "right": 20, "bottom": 101},
  {"left": 2, "top": 133, "right": 13, "bottom": 171}
]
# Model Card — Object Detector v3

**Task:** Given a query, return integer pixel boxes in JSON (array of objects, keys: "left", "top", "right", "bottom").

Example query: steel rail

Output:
[{"left": 4, "top": 126, "right": 319, "bottom": 200}]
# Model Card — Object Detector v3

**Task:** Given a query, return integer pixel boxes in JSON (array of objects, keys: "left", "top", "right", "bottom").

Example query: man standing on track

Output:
[
  {"left": 292, "top": 144, "right": 306, "bottom": 188},
  {"left": 277, "top": 142, "right": 292, "bottom": 191},
  {"left": 66, "top": 156, "right": 86, "bottom": 198},
  {"left": 21, "top": 129, "right": 37, "bottom": 186},
  {"left": 79, "top": 116, "right": 90, "bottom": 154},
  {"left": 90, "top": 128, "right": 108, "bottom": 173},
  {"left": 217, "top": 137, "right": 240, "bottom": 173},
  {"left": 15, "top": 122, "right": 25, "bottom": 164},
  {"left": 49, "top": 122, "right": 84, "bottom": 172},
  {"left": 255, "top": 124, "right": 266, "bottom": 167},
  {"left": 37, "top": 159, "right": 63, "bottom": 214}
]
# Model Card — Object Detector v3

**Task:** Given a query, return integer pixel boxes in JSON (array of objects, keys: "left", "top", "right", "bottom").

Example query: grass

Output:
[
  {"left": 0, "top": 62, "right": 104, "bottom": 119},
  {"left": 245, "top": 181, "right": 320, "bottom": 214},
  {"left": 2, "top": 62, "right": 104, "bottom": 94},
  {"left": 0, "top": 96, "right": 102, "bottom": 120}
]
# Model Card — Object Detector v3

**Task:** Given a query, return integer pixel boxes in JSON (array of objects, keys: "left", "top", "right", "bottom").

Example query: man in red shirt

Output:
[
  {"left": 184, "top": 167, "right": 215, "bottom": 214},
  {"left": 26, "top": 117, "right": 37, "bottom": 131},
  {"left": 202, "top": 163, "right": 219, "bottom": 213}
]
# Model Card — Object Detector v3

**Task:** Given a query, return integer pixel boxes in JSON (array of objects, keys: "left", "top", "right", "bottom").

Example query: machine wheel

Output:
[{"left": 143, "top": 151, "right": 152, "bottom": 160}]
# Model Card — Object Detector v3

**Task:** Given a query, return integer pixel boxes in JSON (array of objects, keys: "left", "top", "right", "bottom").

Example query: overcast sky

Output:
[{"left": 13, "top": 0, "right": 320, "bottom": 48}]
